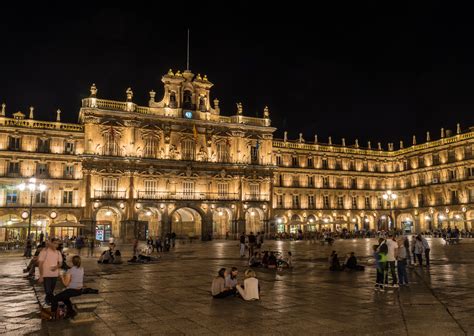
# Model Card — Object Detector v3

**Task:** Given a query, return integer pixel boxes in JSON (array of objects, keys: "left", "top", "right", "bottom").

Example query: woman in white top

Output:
[
  {"left": 236, "top": 269, "right": 260, "bottom": 301},
  {"left": 51, "top": 255, "right": 84, "bottom": 319}
]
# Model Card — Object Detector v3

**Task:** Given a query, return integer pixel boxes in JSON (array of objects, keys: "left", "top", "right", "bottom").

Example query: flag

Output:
[{"left": 193, "top": 125, "right": 198, "bottom": 141}]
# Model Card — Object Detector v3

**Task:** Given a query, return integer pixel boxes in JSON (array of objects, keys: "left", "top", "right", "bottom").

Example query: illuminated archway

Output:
[
  {"left": 138, "top": 208, "right": 162, "bottom": 238},
  {"left": 172, "top": 207, "right": 202, "bottom": 239},
  {"left": 95, "top": 207, "right": 121, "bottom": 241},
  {"left": 212, "top": 207, "right": 232, "bottom": 238},
  {"left": 245, "top": 207, "right": 264, "bottom": 234}
]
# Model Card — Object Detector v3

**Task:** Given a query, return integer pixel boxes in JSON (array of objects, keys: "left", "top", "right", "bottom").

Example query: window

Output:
[
  {"left": 337, "top": 196, "right": 344, "bottom": 209},
  {"left": 352, "top": 196, "right": 358, "bottom": 209},
  {"left": 169, "top": 91, "right": 177, "bottom": 108},
  {"left": 419, "top": 174, "right": 425, "bottom": 185},
  {"left": 292, "top": 194, "right": 300, "bottom": 208},
  {"left": 322, "top": 176, "right": 329, "bottom": 188},
  {"left": 292, "top": 176, "right": 299, "bottom": 187},
  {"left": 181, "top": 139, "right": 195, "bottom": 160},
  {"left": 103, "top": 127, "right": 120, "bottom": 156},
  {"left": 37, "top": 139, "right": 50, "bottom": 153},
  {"left": 63, "top": 190, "right": 73, "bottom": 205},
  {"left": 292, "top": 156, "right": 298, "bottom": 167},
  {"left": 308, "top": 176, "right": 314, "bottom": 187},
  {"left": 217, "top": 142, "right": 228, "bottom": 162},
  {"left": 183, "top": 90, "right": 193, "bottom": 109},
  {"left": 377, "top": 197, "right": 383, "bottom": 208},
  {"left": 449, "top": 170, "right": 457, "bottom": 181},
  {"left": 468, "top": 167, "right": 474, "bottom": 177},
  {"left": 278, "top": 174, "right": 283, "bottom": 186},
  {"left": 323, "top": 195, "right": 330, "bottom": 209},
  {"left": 35, "top": 191, "right": 47, "bottom": 204},
  {"left": 418, "top": 194, "right": 424, "bottom": 207},
  {"left": 308, "top": 195, "right": 315, "bottom": 208},
  {"left": 351, "top": 178, "right": 356, "bottom": 189},
  {"left": 403, "top": 161, "right": 408, "bottom": 170},
  {"left": 36, "top": 163, "right": 48, "bottom": 177},
  {"left": 250, "top": 184, "right": 260, "bottom": 198},
  {"left": 432, "top": 172, "right": 439, "bottom": 184},
  {"left": 6, "top": 190, "right": 18, "bottom": 204},
  {"left": 250, "top": 146, "right": 259, "bottom": 163},
  {"left": 451, "top": 190, "right": 458, "bottom": 204},
  {"left": 307, "top": 157, "right": 313, "bottom": 168},
  {"left": 7, "top": 162, "right": 20, "bottom": 175},
  {"left": 64, "top": 141, "right": 75, "bottom": 154},
  {"left": 217, "top": 183, "right": 229, "bottom": 197},
  {"left": 144, "top": 137, "right": 158, "bottom": 158},
  {"left": 64, "top": 165, "right": 74, "bottom": 178},
  {"left": 433, "top": 153, "right": 440, "bottom": 165},
  {"left": 277, "top": 195, "right": 283, "bottom": 208},
  {"left": 102, "top": 178, "right": 118, "bottom": 192},
  {"left": 322, "top": 158, "right": 328, "bottom": 169},
  {"left": 144, "top": 180, "right": 157, "bottom": 196},
  {"left": 365, "top": 196, "right": 371, "bottom": 209},
  {"left": 183, "top": 181, "right": 194, "bottom": 195},
  {"left": 8, "top": 136, "right": 21, "bottom": 151},
  {"left": 276, "top": 155, "right": 282, "bottom": 166}
]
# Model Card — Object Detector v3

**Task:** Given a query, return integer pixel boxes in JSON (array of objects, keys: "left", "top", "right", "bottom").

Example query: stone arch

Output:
[
  {"left": 420, "top": 212, "right": 434, "bottom": 232},
  {"left": 95, "top": 207, "right": 122, "bottom": 239},
  {"left": 245, "top": 207, "right": 264, "bottom": 234},
  {"left": 170, "top": 206, "right": 203, "bottom": 240},
  {"left": 137, "top": 207, "right": 162, "bottom": 238},
  {"left": 212, "top": 207, "right": 233, "bottom": 238},
  {"left": 397, "top": 213, "right": 415, "bottom": 233}
]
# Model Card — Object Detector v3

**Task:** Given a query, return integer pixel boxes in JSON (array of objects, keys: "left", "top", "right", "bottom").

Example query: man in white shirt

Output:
[
  {"left": 38, "top": 238, "right": 63, "bottom": 305},
  {"left": 385, "top": 233, "right": 398, "bottom": 287},
  {"left": 421, "top": 234, "right": 431, "bottom": 267}
]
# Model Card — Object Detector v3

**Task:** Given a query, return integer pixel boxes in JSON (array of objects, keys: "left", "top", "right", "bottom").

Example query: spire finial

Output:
[
  {"left": 412, "top": 135, "right": 416, "bottom": 145},
  {"left": 367, "top": 141, "right": 371, "bottom": 149},
  {"left": 341, "top": 138, "right": 346, "bottom": 147},
  {"left": 29, "top": 106, "right": 34, "bottom": 119},
  {"left": 314, "top": 134, "right": 318, "bottom": 144},
  {"left": 457, "top": 123, "right": 461, "bottom": 134},
  {"left": 284, "top": 131, "right": 288, "bottom": 142},
  {"left": 90, "top": 83, "right": 97, "bottom": 97},
  {"left": 377, "top": 142, "right": 382, "bottom": 150},
  {"left": 186, "top": 29, "right": 190, "bottom": 71},
  {"left": 56, "top": 109, "right": 61, "bottom": 122},
  {"left": 126, "top": 88, "right": 133, "bottom": 101},
  {"left": 328, "top": 136, "right": 332, "bottom": 145},
  {"left": 426, "top": 131, "right": 431, "bottom": 142},
  {"left": 441, "top": 128, "right": 445, "bottom": 138},
  {"left": 400, "top": 140, "right": 404, "bottom": 149},
  {"left": 355, "top": 139, "right": 359, "bottom": 148},
  {"left": 236, "top": 102, "right": 243, "bottom": 115},
  {"left": 263, "top": 106, "right": 270, "bottom": 118},
  {"left": 299, "top": 133, "right": 304, "bottom": 143},
  {"left": 0, "top": 103, "right": 5, "bottom": 116}
]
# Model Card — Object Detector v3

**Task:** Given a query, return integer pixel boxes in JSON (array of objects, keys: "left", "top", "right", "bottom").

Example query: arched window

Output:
[
  {"left": 199, "top": 96, "right": 206, "bottom": 111},
  {"left": 182, "top": 139, "right": 195, "bottom": 160},
  {"left": 144, "top": 136, "right": 158, "bottom": 158},
  {"left": 169, "top": 91, "right": 177, "bottom": 108},
  {"left": 183, "top": 90, "right": 192, "bottom": 109},
  {"left": 103, "top": 127, "right": 119, "bottom": 156}
]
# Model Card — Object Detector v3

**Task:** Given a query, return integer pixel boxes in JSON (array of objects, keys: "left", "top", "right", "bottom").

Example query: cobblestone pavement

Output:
[{"left": 1, "top": 238, "right": 474, "bottom": 335}]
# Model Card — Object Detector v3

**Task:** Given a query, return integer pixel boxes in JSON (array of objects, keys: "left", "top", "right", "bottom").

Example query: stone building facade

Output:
[{"left": 0, "top": 69, "right": 472, "bottom": 241}]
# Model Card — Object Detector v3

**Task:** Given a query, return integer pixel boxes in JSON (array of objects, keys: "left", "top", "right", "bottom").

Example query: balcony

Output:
[
  {"left": 244, "top": 194, "right": 270, "bottom": 201},
  {"left": 94, "top": 190, "right": 127, "bottom": 199},
  {"left": 137, "top": 191, "right": 239, "bottom": 201}
]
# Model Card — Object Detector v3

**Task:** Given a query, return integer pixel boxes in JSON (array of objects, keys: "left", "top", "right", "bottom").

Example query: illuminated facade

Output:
[{"left": 0, "top": 69, "right": 472, "bottom": 241}]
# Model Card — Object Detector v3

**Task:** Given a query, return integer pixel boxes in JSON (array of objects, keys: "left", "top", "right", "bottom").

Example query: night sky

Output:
[{"left": 1, "top": 2, "right": 473, "bottom": 147}]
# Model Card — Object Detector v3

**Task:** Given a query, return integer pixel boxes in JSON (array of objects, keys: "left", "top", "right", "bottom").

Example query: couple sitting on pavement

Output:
[
  {"left": 249, "top": 251, "right": 293, "bottom": 269},
  {"left": 211, "top": 267, "right": 259, "bottom": 301},
  {"left": 97, "top": 249, "right": 122, "bottom": 264},
  {"left": 329, "top": 251, "right": 365, "bottom": 271}
]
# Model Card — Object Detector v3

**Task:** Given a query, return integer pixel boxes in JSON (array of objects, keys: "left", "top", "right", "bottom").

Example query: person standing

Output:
[
  {"left": 420, "top": 234, "right": 431, "bottom": 267},
  {"left": 133, "top": 239, "right": 139, "bottom": 257},
  {"left": 38, "top": 238, "right": 63, "bottom": 305},
  {"left": 39, "top": 232, "right": 44, "bottom": 244},
  {"left": 248, "top": 232, "right": 256, "bottom": 258},
  {"left": 24, "top": 239, "right": 32, "bottom": 258},
  {"left": 239, "top": 232, "right": 246, "bottom": 258},
  {"left": 385, "top": 233, "right": 398, "bottom": 287},
  {"left": 88, "top": 237, "right": 95, "bottom": 258},
  {"left": 396, "top": 239, "right": 409, "bottom": 286},
  {"left": 414, "top": 235, "right": 424, "bottom": 266}
]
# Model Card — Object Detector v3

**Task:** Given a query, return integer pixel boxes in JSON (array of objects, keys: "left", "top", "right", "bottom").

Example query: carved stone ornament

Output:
[
  {"left": 148, "top": 166, "right": 155, "bottom": 174},
  {"left": 83, "top": 116, "right": 101, "bottom": 124},
  {"left": 186, "top": 165, "right": 192, "bottom": 177},
  {"left": 123, "top": 120, "right": 141, "bottom": 127},
  {"left": 220, "top": 169, "right": 226, "bottom": 178}
]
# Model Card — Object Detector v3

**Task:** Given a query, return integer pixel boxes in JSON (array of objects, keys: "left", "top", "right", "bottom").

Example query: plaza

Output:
[{"left": 1, "top": 238, "right": 473, "bottom": 335}]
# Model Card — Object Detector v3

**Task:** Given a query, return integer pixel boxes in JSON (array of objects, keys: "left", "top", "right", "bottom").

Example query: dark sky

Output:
[{"left": 1, "top": 2, "right": 473, "bottom": 147}]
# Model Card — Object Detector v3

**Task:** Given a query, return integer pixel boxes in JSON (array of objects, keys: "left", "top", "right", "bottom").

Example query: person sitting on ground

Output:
[
  {"left": 278, "top": 251, "right": 293, "bottom": 269},
  {"left": 343, "top": 252, "right": 365, "bottom": 271},
  {"left": 329, "top": 251, "right": 342, "bottom": 271},
  {"left": 112, "top": 250, "right": 122, "bottom": 264},
  {"left": 51, "top": 256, "right": 84, "bottom": 320},
  {"left": 249, "top": 252, "right": 262, "bottom": 267},
  {"left": 236, "top": 269, "right": 260, "bottom": 301},
  {"left": 98, "top": 249, "right": 113, "bottom": 264},
  {"left": 267, "top": 252, "right": 277, "bottom": 269},
  {"left": 211, "top": 268, "right": 234, "bottom": 298},
  {"left": 261, "top": 251, "right": 269, "bottom": 267},
  {"left": 225, "top": 267, "right": 239, "bottom": 291}
]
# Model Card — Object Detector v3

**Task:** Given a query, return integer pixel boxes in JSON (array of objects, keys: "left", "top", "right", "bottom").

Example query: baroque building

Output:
[{"left": 0, "top": 69, "right": 472, "bottom": 241}]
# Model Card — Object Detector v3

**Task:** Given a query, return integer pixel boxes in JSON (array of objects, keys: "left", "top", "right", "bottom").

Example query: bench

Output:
[
  {"left": 444, "top": 237, "right": 462, "bottom": 245},
  {"left": 69, "top": 295, "right": 103, "bottom": 323}
]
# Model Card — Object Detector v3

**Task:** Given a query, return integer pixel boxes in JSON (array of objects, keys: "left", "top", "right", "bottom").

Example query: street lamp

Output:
[
  {"left": 382, "top": 190, "right": 397, "bottom": 230},
  {"left": 18, "top": 177, "right": 46, "bottom": 240}
]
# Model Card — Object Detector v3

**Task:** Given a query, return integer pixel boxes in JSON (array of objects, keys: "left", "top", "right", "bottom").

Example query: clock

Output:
[{"left": 184, "top": 111, "right": 193, "bottom": 119}]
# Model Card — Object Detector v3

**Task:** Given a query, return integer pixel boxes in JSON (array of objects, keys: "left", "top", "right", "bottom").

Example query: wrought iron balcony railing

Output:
[
  {"left": 137, "top": 191, "right": 239, "bottom": 201},
  {"left": 93, "top": 190, "right": 127, "bottom": 199},
  {"left": 244, "top": 194, "right": 270, "bottom": 201}
]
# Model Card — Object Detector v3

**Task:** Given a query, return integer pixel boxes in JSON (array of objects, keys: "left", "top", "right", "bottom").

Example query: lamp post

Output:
[
  {"left": 382, "top": 190, "right": 397, "bottom": 230},
  {"left": 18, "top": 178, "right": 46, "bottom": 240}
]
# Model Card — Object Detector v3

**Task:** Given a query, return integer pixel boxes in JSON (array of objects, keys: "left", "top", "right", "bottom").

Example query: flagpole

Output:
[{"left": 187, "top": 29, "right": 190, "bottom": 71}]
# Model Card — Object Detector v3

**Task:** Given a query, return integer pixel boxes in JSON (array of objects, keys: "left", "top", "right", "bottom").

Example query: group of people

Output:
[
  {"left": 329, "top": 251, "right": 365, "bottom": 271},
  {"left": 373, "top": 233, "right": 431, "bottom": 291},
  {"left": 211, "top": 267, "right": 260, "bottom": 301},
  {"left": 32, "top": 238, "right": 98, "bottom": 320},
  {"left": 249, "top": 251, "right": 292, "bottom": 270},
  {"left": 239, "top": 231, "right": 265, "bottom": 258}
]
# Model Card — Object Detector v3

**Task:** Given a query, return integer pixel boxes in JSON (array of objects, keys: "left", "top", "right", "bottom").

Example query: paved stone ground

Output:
[{"left": 1, "top": 238, "right": 474, "bottom": 335}]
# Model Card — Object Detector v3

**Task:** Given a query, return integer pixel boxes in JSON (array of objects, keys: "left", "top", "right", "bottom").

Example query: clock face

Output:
[{"left": 184, "top": 111, "right": 193, "bottom": 119}]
